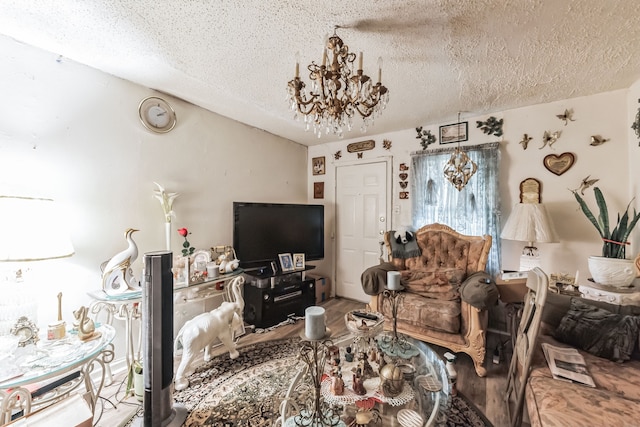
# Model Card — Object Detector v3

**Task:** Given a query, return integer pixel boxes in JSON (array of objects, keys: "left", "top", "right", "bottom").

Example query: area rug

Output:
[{"left": 128, "top": 338, "right": 492, "bottom": 427}]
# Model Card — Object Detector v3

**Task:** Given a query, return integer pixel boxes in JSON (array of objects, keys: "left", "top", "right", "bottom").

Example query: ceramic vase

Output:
[
  {"left": 587, "top": 256, "right": 636, "bottom": 288},
  {"left": 165, "top": 222, "right": 171, "bottom": 251}
]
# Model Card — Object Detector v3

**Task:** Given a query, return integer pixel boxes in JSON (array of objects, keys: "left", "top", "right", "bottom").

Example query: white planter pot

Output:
[{"left": 587, "top": 256, "right": 636, "bottom": 288}]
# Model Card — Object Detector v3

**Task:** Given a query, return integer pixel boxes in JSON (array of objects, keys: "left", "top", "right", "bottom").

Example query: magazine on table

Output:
[{"left": 541, "top": 342, "right": 595, "bottom": 387}]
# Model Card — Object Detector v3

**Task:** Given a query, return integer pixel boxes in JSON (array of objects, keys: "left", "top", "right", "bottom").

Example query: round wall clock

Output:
[{"left": 138, "top": 96, "right": 177, "bottom": 133}]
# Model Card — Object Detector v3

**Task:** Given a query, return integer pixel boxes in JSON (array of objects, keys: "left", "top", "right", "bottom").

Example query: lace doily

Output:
[{"left": 320, "top": 377, "right": 414, "bottom": 407}]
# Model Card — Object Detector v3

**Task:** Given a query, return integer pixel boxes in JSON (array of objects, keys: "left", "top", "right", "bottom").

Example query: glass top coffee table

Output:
[{"left": 281, "top": 326, "right": 451, "bottom": 427}]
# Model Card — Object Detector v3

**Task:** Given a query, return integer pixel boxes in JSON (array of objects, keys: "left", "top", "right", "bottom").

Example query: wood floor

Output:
[{"left": 94, "top": 297, "right": 513, "bottom": 427}]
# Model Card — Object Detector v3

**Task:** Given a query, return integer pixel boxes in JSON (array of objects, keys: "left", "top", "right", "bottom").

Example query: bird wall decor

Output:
[
  {"left": 540, "top": 130, "right": 561, "bottom": 149},
  {"left": 590, "top": 135, "right": 610, "bottom": 146},
  {"left": 574, "top": 175, "right": 599, "bottom": 195},
  {"left": 101, "top": 228, "right": 139, "bottom": 295},
  {"left": 556, "top": 109, "right": 575, "bottom": 125},
  {"left": 519, "top": 134, "right": 533, "bottom": 150}
]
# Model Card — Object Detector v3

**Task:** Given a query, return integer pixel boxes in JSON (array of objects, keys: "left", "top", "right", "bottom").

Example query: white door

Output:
[{"left": 335, "top": 161, "right": 389, "bottom": 302}]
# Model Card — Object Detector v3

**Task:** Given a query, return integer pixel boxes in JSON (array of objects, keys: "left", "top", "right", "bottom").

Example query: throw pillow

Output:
[
  {"left": 554, "top": 298, "right": 640, "bottom": 362},
  {"left": 459, "top": 271, "right": 499, "bottom": 310}
]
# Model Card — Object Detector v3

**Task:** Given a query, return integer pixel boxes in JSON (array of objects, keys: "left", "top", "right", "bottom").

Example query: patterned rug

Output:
[{"left": 128, "top": 338, "right": 492, "bottom": 427}]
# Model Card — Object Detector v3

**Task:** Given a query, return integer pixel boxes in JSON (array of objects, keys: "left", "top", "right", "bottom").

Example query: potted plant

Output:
[
  {"left": 572, "top": 186, "right": 640, "bottom": 287},
  {"left": 126, "top": 360, "right": 144, "bottom": 402}
]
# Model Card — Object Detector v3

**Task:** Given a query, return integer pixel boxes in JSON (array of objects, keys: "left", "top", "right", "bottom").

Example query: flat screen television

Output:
[{"left": 233, "top": 202, "right": 324, "bottom": 271}]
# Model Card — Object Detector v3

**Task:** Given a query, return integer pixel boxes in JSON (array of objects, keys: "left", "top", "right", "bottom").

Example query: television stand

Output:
[{"left": 242, "top": 267, "right": 316, "bottom": 328}]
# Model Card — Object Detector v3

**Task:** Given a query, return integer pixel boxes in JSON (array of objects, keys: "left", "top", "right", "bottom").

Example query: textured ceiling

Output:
[{"left": 2, "top": 1, "right": 640, "bottom": 146}]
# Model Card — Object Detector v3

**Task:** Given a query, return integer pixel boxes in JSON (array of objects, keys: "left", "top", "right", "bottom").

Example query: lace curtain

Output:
[{"left": 410, "top": 142, "right": 501, "bottom": 275}]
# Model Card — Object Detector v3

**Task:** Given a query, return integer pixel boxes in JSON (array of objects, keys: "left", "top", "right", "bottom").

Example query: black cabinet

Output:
[{"left": 243, "top": 277, "right": 315, "bottom": 328}]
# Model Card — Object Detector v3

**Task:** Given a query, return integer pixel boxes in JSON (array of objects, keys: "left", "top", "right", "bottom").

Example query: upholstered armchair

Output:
[{"left": 363, "top": 223, "right": 493, "bottom": 376}]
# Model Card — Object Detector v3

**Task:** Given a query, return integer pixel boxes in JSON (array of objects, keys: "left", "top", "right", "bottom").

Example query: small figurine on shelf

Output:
[
  {"left": 344, "top": 346, "right": 354, "bottom": 362},
  {"left": 378, "top": 351, "right": 387, "bottom": 372},
  {"left": 73, "top": 306, "right": 99, "bottom": 341},
  {"left": 352, "top": 368, "right": 367, "bottom": 395},
  {"left": 358, "top": 351, "right": 375, "bottom": 379},
  {"left": 328, "top": 345, "right": 340, "bottom": 366},
  {"left": 331, "top": 371, "right": 345, "bottom": 395}
]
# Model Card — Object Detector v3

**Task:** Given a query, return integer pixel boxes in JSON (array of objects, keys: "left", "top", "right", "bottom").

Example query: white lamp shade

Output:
[
  {"left": 0, "top": 196, "right": 75, "bottom": 261},
  {"left": 500, "top": 203, "right": 558, "bottom": 244}
]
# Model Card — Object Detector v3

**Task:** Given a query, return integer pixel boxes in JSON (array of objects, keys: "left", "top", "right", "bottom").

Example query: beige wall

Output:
[
  {"left": 0, "top": 36, "right": 308, "bottom": 360},
  {"left": 310, "top": 89, "right": 639, "bottom": 289}
]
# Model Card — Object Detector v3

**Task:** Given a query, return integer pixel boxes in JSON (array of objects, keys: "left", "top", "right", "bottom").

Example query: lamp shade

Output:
[
  {"left": 0, "top": 196, "right": 75, "bottom": 261},
  {"left": 500, "top": 203, "right": 558, "bottom": 244}
]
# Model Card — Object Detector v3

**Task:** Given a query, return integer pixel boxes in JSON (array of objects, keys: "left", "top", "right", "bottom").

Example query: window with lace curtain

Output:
[{"left": 410, "top": 142, "right": 501, "bottom": 275}]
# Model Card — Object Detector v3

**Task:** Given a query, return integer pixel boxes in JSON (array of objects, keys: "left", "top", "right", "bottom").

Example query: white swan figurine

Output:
[{"left": 101, "top": 228, "right": 139, "bottom": 295}]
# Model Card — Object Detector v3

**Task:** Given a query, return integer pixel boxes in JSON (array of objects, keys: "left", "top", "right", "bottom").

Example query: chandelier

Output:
[
  {"left": 443, "top": 113, "right": 477, "bottom": 191},
  {"left": 286, "top": 29, "right": 389, "bottom": 138}
]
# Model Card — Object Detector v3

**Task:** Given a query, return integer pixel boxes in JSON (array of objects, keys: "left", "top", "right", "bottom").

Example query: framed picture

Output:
[
  {"left": 439, "top": 122, "right": 468, "bottom": 144},
  {"left": 312, "top": 156, "right": 325, "bottom": 175},
  {"left": 278, "top": 253, "right": 294, "bottom": 272},
  {"left": 293, "top": 253, "right": 305, "bottom": 269},
  {"left": 173, "top": 256, "right": 190, "bottom": 288},
  {"left": 314, "top": 182, "right": 324, "bottom": 199},
  {"left": 192, "top": 249, "right": 211, "bottom": 273}
]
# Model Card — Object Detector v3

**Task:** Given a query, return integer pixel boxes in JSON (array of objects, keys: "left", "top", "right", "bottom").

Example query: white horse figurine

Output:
[{"left": 173, "top": 276, "right": 245, "bottom": 390}]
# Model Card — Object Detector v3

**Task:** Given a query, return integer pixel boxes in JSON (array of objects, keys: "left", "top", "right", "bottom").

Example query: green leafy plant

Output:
[{"left": 572, "top": 187, "right": 640, "bottom": 259}]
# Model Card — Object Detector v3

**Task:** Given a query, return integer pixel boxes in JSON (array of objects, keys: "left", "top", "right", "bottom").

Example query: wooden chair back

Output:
[{"left": 504, "top": 267, "right": 549, "bottom": 427}]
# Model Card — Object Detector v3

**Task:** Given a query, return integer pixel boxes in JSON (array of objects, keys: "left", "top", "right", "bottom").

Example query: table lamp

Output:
[
  {"left": 500, "top": 202, "right": 558, "bottom": 271},
  {"left": 0, "top": 196, "right": 75, "bottom": 336}
]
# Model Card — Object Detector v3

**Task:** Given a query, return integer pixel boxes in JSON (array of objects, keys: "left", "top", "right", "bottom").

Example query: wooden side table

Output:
[{"left": 578, "top": 281, "right": 640, "bottom": 306}]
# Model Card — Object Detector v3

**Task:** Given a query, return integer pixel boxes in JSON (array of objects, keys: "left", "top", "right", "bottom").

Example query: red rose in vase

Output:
[{"left": 177, "top": 228, "right": 195, "bottom": 256}]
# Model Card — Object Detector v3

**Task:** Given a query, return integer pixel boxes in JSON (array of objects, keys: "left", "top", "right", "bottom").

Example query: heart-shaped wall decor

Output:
[
  {"left": 399, "top": 173, "right": 408, "bottom": 180},
  {"left": 543, "top": 152, "right": 575, "bottom": 176}
]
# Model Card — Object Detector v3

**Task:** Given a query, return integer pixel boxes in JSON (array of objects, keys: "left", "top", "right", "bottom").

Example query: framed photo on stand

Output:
[
  {"left": 278, "top": 253, "right": 294, "bottom": 272},
  {"left": 173, "top": 256, "right": 190, "bottom": 288},
  {"left": 293, "top": 253, "right": 305, "bottom": 270}
]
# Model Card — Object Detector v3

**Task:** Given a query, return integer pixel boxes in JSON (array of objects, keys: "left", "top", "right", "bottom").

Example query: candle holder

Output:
[
  {"left": 377, "top": 288, "right": 419, "bottom": 359},
  {"left": 291, "top": 330, "right": 343, "bottom": 427}
]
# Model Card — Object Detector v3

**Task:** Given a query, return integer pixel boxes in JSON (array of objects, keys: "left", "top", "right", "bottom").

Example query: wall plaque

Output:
[{"left": 347, "top": 140, "right": 375, "bottom": 153}]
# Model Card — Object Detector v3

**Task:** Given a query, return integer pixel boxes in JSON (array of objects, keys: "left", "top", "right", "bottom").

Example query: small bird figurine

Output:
[
  {"left": 590, "top": 135, "right": 610, "bottom": 146},
  {"left": 575, "top": 175, "right": 599, "bottom": 195},
  {"left": 519, "top": 134, "right": 533, "bottom": 150},
  {"left": 101, "top": 228, "right": 139, "bottom": 294},
  {"left": 540, "top": 130, "right": 561, "bottom": 149},
  {"left": 556, "top": 109, "right": 575, "bottom": 126}
]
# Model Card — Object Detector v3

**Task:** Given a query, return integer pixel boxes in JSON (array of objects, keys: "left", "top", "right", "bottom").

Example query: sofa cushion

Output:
[
  {"left": 526, "top": 375, "right": 640, "bottom": 427},
  {"left": 533, "top": 335, "right": 640, "bottom": 401},
  {"left": 381, "top": 292, "right": 460, "bottom": 334},
  {"left": 401, "top": 267, "right": 465, "bottom": 300},
  {"left": 554, "top": 299, "right": 640, "bottom": 362}
]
